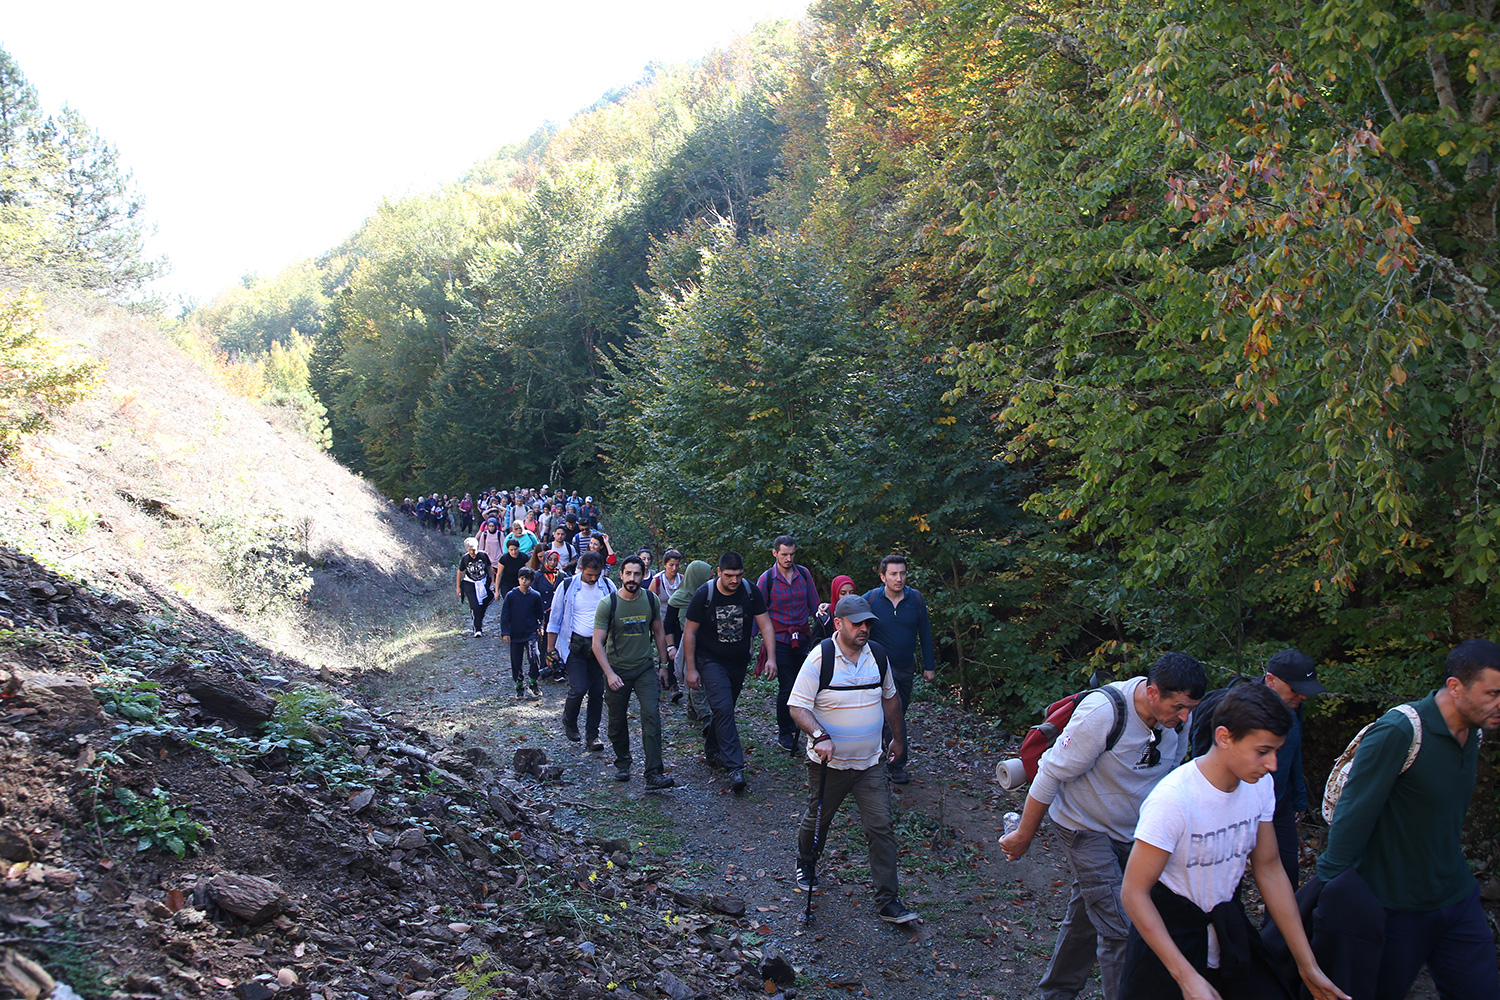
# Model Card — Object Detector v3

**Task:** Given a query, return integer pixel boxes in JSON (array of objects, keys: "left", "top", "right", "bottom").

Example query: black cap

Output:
[{"left": 1266, "top": 649, "right": 1326, "bottom": 696}]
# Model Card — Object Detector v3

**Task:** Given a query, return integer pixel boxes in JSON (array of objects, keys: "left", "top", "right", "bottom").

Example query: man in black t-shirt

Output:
[{"left": 683, "top": 550, "right": 777, "bottom": 794}]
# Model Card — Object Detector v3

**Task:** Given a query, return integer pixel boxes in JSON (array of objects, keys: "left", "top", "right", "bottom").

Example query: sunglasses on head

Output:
[{"left": 1138, "top": 726, "right": 1163, "bottom": 768}]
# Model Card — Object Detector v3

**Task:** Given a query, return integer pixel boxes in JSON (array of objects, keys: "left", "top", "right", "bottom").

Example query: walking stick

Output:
[{"left": 801, "top": 759, "right": 829, "bottom": 926}]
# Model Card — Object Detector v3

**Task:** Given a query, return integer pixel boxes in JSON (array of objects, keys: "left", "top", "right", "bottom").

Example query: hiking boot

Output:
[
  {"left": 586, "top": 733, "right": 604, "bottom": 752},
  {"left": 777, "top": 732, "right": 798, "bottom": 753},
  {"left": 794, "top": 864, "right": 819, "bottom": 893},
  {"left": 614, "top": 764, "right": 631, "bottom": 782},
  {"left": 878, "top": 899, "right": 921, "bottom": 925},
  {"left": 563, "top": 720, "right": 581, "bottom": 742},
  {"left": 729, "top": 769, "right": 748, "bottom": 795},
  {"left": 644, "top": 772, "right": 675, "bottom": 791},
  {"left": 705, "top": 749, "right": 729, "bottom": 770},
  {"left": 888, "top": 766, "right": 910, "bottom": 785}
]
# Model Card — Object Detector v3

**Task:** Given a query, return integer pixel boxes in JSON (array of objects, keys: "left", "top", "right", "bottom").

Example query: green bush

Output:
[{"left": 96, "top": 786, "right": 209, "bottom": 859}]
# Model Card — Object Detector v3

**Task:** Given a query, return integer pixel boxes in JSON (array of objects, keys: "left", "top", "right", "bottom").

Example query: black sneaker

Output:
[
  {"left": 528, "top": 682, "right": 542, "bottom": 700},
  {"left": 777, "top": 732, "right": 798, "bottom": 752},
  {"left": 586, "top": 734, "right": 604, "bottom": 752},
  {"left": 614, "top": 765, "right": 631, "bottom": 782},
  {"left": 878, "top": 899, "right": 921, "bottom": 925},
  {"left": 888, "top": 766, "right": 910, "bottom": 785},
  {"left": 794, "top": 864, "right": 819, "bottom": 892},
  {"left": 644, "top": 772, "right": 675, "bottom": 790},
  {"left": 514, "top": 686, "right": 526, "bottom": 700},
  {"left": 729, "top": 769, "right": 748, "bottom": 795}
]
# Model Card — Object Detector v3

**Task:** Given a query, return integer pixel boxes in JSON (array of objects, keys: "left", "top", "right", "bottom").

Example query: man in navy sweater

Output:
[{"left": 862, "top": 554, "right": 935, "bottom": 784}]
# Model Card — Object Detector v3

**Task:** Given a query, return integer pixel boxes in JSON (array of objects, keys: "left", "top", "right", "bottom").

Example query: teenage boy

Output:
[
  {"left": 500, "top": 567, "right": 546, "bottom": 699},
  {"left": 1120, "top": 683, "right": 1348, "bottom": 1000},
  {"left": 594, "top": 556, "right": 674, "bottom": 790}
]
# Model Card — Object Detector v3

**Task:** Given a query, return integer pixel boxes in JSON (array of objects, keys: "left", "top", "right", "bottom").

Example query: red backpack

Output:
[{"left": 997, "top": 675, "right": 1126, "bottom": 789}]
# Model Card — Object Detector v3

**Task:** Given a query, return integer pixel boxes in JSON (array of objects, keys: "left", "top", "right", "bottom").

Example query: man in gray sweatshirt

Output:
[{"left": 999, "top": 653, "right": 1206, "bottom": 1000}]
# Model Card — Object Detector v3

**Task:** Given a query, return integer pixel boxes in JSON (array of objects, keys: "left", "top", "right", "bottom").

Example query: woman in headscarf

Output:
[
  {"left": 532, "top": 549, "right": 564, "bottom": 680},
  {"left": 809, "top": 574, "right": 858, "bottom": 645},
  {"left": 668, "top": 559, "right": 715, "bottom": 730}
]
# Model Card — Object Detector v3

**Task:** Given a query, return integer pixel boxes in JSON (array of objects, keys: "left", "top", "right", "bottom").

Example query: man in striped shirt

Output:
[{"left": 787, "top": 595, "right": 921, "bottom": 925}]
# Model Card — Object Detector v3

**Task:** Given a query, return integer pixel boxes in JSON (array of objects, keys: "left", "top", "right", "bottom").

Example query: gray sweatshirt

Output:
[{"left": 1029, "top": 677, "right": 1189, "bottom": 842}]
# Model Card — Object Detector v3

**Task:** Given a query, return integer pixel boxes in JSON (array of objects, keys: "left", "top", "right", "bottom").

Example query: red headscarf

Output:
[{"left": 829, "top": 574, "right": 856, "bottom": 609}]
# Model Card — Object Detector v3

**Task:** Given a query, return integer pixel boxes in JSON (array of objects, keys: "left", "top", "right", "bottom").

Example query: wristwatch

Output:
[{"left": 810, "top": 728, "right": 830, "bottom": 745}]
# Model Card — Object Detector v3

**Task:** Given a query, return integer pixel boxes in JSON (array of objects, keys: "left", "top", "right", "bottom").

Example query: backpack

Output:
[
  {"left": 604, "top": 590, "right": 659, "bottom": 635},
  {"left": 1011, "top": 679, "right": 1128, "bottom": 785},
  {"left": 816, "top": 638, "right": 890, "bottom": 692},
  {"left": 1188, "top": 676, "right": 1251, "bottom": 758},
  {"left": 1321, "top": 704, "right": 1423, "bottom": 824}
]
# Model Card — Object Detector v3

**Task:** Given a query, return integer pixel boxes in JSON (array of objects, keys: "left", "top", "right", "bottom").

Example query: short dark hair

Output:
[
  {"left": 1446, "top": 639, "right": 1500, "bottom": 685},
  {"left": 1148, "top": 652, "right": 1207, "bottom": 700},
  {"left": 1213, "top": 681, "right": 1293, "bottom": 740},
  {"left": 879, "top": 553, "right": 908, "bottom": 574},
  {"left": 620, "top": 554, "right": 646, "bottom": 574},
  {"left": 718, "top": 551, "right": 744, "bottom": 571},
  {"left": 518, "top": 566, "right": 535, "bottom": 581},
  {"left": 507, "top": 539, "right": 520, "bottom": 549},
  {"left": 663, "top": 549, "right": 682, "bottom": 563},
  {"left": 773, "top": 535, "right": 797, "bottom": 551},
  {"left": 578, "top": 551, "right": 604, "bottom": 571}
]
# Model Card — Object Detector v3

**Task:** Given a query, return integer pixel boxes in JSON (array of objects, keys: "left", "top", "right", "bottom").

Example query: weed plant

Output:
[{"left": 95, "top": 786, "right": 209, "bottom": 859}]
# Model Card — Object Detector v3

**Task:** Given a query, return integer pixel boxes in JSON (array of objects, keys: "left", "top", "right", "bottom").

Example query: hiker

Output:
[
  {"left": 496, "top": 538, "right": 528, "bottom": 601},
  {"left": 594, "top": 555, "right": 674, "bottom": 789},
  {"left": 1189, "top": 648, "right": 1326, "bottom": 886},
  {"left": 1000, "top": 652, "right": 1206, "bottom": 1000},
  {"left": 580, "top": 496, "right": 599, "bottom": 528},
  {"left": 509, "top": 520, "right": 540, "bottom": 558},
  {"left": 788, "top": 594, "right": 921, "bottom": 925},
  {"left": 667, "top": 559, "right": 714, "bottom": 725},
  {"left": 545, "top": 551, "right": 617, "bottom": 750},
  {"left": 1301, "top": 639, "right": 1500, "bottom": 1000},
  {"left": 683, "top": 551, "right": 776, "bottom": 794},
  {"left": 650, "top": 549, "right": 685, "bottom": 697},
  {"left": 458, "top": 494, "right": 475, "bottom": 533},
  {"left": 637, "top": 547, "right": 653, "bottom": 574},
  {"left": 861, "top": 554, "right": 936, "bottom": 784},
  {"left": 456, "top": 537, "right": 493, "bottom": 637},
  {"left": 477, "top": 517, "right": 504, "bottom": 567},
  {"left": 499, "top": 567, "right": 546, "bottom": 700},
  {"left": 546, "top": 525, "right": 579, "bottom": 575},
  {"left": 810, "top": 574, "right": 857, "bottom": 645},
  {"left": 756, "top": 535, "right": 821, "bottom": 753},
  {"left": 1120, "top": 683, "right": 1348, "bottom": 1000}
]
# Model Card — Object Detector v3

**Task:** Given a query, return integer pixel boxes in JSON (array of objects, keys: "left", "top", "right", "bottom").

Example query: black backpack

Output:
[{"left": 816, "top": 638, "right": 891, "bottom": 693}]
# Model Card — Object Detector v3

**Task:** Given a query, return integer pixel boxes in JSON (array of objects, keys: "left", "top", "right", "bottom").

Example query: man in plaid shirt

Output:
[{"left": 757, "top": 535, "right": 821, "bottom": 752}]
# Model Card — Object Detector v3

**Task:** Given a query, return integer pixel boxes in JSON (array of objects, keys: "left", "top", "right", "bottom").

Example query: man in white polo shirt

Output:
[{"left": 787, "top": 595, "right": 920, "bottom": 925}]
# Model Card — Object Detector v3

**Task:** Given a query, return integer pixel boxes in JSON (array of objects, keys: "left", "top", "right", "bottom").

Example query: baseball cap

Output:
[
  {"left": 1266, "top": 649, "right": 1326, "bottom": 696},
  {"left": 833, "top": 595, "right": 879, "bottom": 624}
]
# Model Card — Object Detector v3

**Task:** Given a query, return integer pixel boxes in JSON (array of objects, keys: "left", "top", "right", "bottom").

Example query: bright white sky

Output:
[{"left": 3, "top": 0, "right": 810, "bottom": 308}]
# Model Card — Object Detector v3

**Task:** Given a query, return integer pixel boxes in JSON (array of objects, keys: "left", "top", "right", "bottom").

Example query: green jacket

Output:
[{"left": 1316, "top": 690, "right": 1481, "bottom": 911}]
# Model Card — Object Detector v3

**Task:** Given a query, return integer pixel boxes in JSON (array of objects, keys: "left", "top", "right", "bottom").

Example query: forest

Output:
[{"left": 45, "top": 0, "right": 1500, "bottom": 714}]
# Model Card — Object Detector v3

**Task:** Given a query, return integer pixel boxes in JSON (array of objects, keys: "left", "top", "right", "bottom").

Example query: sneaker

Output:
[
  {"left": 564, "top": 720, "right": 581, "bottom": 742},
  {"left": 528, "top": 682, "right": 542, "bottom": 699},
  {"left": 878, "top": 899, "right": 921, "bottom": 925},
  {"left": 586, "top": 733, "right": 604, "bottom": 752},
  {"left": 474, "top": 629, "right": 482, "bottom": 637},
  {"left": 777, "top": 732, "right": 798, "bottom": 752},
  {"left": 644, "top": 772, "right": 675, "bottom": 791},
  {"left": 794, "top": 864, "right": 819, "bottom": 892},
  {"left": 888, "top": 766, "right": 910, "bottom": 785},
  {"left": 729, "top": 769, "right": 748, "bottom": 795},
  {"left": 614, "top": 765, "right": 631, "bottom": 782},
  {"left": 514, "top": 686, "right": 526, "bottom": 700}
]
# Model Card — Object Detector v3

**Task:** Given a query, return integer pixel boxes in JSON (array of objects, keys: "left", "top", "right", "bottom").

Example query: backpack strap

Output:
[
  {"left": 1392, "top": 703, "right": 1423, "bottom": 772},
  {"left": 817, "top": 638, "right": 890, "bottom": 692},
  {"left": 1100, "top": 685, "right": 1128, "bottom": 753}
]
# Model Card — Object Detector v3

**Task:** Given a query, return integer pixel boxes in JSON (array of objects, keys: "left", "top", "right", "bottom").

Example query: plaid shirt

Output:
[{"left": 756, "top": 564, "right": 819, "bottom": 640}]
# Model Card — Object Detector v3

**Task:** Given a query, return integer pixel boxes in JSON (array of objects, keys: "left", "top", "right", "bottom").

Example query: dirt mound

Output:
[{"left": 0, "top": 546, "right": 772, "bottom": 999}]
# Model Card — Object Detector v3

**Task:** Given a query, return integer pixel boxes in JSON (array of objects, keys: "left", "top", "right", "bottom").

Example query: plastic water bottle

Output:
[{"left": 1002, "top": 811, "right": 1021, "bottom": 837}]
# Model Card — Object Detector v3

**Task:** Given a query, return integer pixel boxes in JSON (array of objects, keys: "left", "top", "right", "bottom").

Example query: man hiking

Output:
[
  {"left": 546, "top": 551, "right": 616, "bottom": 751},
  {"left": 594, "top": 555, "right": 674, "bottom": 790},
  {"left": 788, "top": 595, "right": 920, "bottom": 925},
  {"left": 683, "top": 551, "right": 776, "bottom": 794},
  {"left": 861, "top": 554, "right": 935, "bottom": 784},
  {"left": 757, "top": 535, "right": 820, "bottom": 753}
]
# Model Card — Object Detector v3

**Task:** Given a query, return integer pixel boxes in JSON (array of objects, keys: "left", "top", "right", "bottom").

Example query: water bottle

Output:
[{"left": 1002, "top": 811, "right": 1021, "bottom": 837}]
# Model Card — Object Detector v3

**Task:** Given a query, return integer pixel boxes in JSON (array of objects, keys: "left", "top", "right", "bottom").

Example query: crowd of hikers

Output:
[{"left": 426, "top": 483, "right": 1500, "bottom": 999}]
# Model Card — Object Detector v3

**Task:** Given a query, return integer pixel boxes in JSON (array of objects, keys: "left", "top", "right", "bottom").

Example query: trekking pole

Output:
[{"left": 801, "top": 759, "right": 829, "bottom": 926}]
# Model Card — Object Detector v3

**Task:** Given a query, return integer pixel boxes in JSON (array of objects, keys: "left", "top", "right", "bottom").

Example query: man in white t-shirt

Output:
[
  {"left": 1120, "top": 682, "right": 1347, "bottom": 1000},
  {"left": 787, "top": 595, "right": 920, "bottom": 925}
]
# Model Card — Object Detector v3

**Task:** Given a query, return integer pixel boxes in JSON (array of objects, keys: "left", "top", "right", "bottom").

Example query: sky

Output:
[{"left": 3, "top": 0, "right": 811, "bottom": 307}]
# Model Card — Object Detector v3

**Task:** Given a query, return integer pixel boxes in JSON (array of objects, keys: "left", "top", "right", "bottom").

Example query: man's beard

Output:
[{"left": 624, "top": 580, "right": 641, "bottom": 593}]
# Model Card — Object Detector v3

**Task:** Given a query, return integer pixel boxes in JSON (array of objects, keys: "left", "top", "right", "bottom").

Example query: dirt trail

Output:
[{"left": 357, "top": 579, "right": 1101, "bottom": 1000}]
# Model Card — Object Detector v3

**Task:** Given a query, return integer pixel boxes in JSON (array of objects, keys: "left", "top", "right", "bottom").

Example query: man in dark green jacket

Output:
[{"left": 1314, "top": 638, "right": 1500, "bottom": 999}]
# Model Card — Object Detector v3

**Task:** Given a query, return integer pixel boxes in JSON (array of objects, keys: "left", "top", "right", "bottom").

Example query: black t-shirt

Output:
[
  {"left": 686, "top": 579, "right": 767, "bottom": 666},
  {"left": 460, "top": 552, "right": 491, "bottom": 584},
  {"left": 497, "top": 551, "right": 528, "bottom": 592}
]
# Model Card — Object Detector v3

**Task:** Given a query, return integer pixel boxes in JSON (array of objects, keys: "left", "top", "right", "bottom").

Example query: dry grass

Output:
[{"left": 0, "top": 283, "right": 453, "bottom": 675}]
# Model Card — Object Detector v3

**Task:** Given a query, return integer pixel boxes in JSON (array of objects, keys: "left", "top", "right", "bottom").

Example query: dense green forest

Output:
[{"left": 184, "top": 0, "right": 1500, "bottom": 712}]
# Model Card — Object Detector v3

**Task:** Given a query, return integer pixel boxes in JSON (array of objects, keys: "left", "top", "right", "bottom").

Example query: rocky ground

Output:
[{"left": 0, "top": 544, "right": 1468, "bottom": 1000}]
